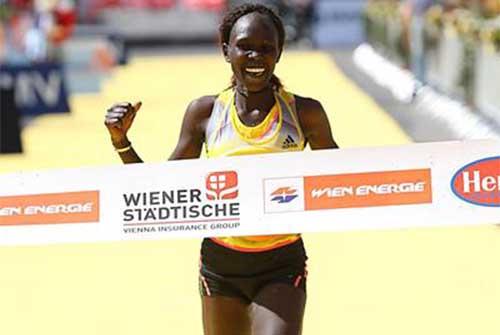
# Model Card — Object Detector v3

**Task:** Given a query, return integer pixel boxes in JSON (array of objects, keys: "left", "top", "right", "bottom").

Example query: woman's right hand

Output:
[{"left": 104, "top": 101, "right": 142, "bottom": 147}]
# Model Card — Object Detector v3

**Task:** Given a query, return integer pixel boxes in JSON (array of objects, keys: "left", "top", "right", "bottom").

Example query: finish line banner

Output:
[{"left": 0, "top": 140, "right": 499, "bottom": 246}]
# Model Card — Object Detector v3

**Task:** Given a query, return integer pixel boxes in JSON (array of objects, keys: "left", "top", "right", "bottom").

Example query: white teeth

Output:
[{"left": 246, "top": 68, "right": 265, "bottom": 73}]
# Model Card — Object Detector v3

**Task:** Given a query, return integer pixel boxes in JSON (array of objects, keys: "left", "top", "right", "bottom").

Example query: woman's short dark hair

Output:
[
  {"left": 219, "top": 3, "right": 286, "bottom": 52},
  {"left": 219, "top": 3, "right": 285, "bottom": 89}
]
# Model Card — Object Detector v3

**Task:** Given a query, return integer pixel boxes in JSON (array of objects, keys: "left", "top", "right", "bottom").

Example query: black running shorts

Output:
[{"left": 199, "top": 237, "right": 308, "bottom": 302}]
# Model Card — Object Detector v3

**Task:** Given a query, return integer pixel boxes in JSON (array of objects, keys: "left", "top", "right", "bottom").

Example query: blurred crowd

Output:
[
  {"left": 0, "top": 0, "right": 76, "bottom": 64},
  {"left": 364, "top": 0, "right": 500, "bottom": 115},
  {"left": 229, "top": 0, "right": 314, "bottom": 42},
  {"left": 0, "top": 0, "right": 315, "bottom": 65},
  {"left": 365, "top": 0, "right": 500, "bottom": 78}
]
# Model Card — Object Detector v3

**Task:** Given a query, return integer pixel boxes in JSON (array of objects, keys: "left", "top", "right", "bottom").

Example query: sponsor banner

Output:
[
  {"left": 451, "top": 156, "right": 500, "bottom": 207},
  {"left": 264, "top": 177, "right": 304, "bottom": 213},
  {"left": 304, "top": 169, "right": 432, "bottom": 210},
  {"left": 0, "top": 191, "right": 99, "bottom": 226},
  {"left": 0, "top": 62, "right": 70, "bottom": 117},
  {"left": 206, "top": 171, "right": 238, "bottom": 200},
  {"left": 0, "top": 140, "right": 498, "bottom": 245},
  {"left": 263, "top": 169, "right": 432, "bottom": 213},
  {"left": 120, "top": 170, "right": 240, "bottom": 235}
]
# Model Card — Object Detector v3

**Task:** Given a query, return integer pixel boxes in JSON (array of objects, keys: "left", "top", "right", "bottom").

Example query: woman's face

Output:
[{"left": 224, "top": 13, "right": 281, "bottom": 93}]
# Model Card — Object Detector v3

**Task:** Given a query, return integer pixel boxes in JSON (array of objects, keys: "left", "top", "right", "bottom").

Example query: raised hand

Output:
[{"left": 104, "top": 101, "right": 142, "bottom": 146}]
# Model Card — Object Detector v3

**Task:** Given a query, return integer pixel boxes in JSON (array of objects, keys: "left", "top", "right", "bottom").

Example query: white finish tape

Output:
[{"left": 0, "top": 140, "right": 499, "bottom": 245}]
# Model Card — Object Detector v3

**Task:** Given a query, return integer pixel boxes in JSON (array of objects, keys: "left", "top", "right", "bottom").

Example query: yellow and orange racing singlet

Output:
[{"left": 205, "top": 87, "right": 305, "bottom": 252}]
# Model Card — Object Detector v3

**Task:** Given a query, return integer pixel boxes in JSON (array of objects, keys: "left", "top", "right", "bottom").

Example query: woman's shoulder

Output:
[
  {"left": 189, "top": 95, "right": 217, "bottom": 110},
  {"left": 291, "top": 94, "right": 324, "bottom": 113},
  {"left": 185, "top": 95, "right": 217, "bottom": 120},
  {"left": 290, "top": 94, "right": 329, "bottom": 131},
  {"left": 187, "top": 88, "right": 234, "bottom": 114},
  {"left": 290, "top": 93, "right": 337, "bottom": 149}
]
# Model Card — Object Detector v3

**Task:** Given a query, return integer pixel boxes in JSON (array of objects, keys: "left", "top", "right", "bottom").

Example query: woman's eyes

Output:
[
  {"left": 261, "top": 45, "right": 274, "bottom": 52},
  {"left": 237, "top": 44, "right": 274, "bottom": 53},
  {"left": 238, "top": 44, "right": 251, "bottom": 51}
]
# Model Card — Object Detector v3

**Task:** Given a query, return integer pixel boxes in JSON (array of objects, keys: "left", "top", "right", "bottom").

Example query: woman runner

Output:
[{"left": 104, "top": 3, "right": 338, "bottom": 334}]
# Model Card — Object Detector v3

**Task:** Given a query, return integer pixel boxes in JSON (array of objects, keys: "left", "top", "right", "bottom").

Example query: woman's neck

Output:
[{"left": 234, "top": 84, "right": 276, "bottom": 120}]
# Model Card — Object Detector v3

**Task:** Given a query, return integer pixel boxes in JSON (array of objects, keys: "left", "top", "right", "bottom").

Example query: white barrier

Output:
[
  {"left": 353, "top": 44, "right": 500, "bottom": 140},
  {"left": 0, "top": 140, "right": 499, "bottom": 246}
]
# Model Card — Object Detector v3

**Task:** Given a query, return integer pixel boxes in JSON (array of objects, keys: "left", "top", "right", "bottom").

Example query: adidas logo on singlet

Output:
[{"left": 282, "top": 135, "right": 298, "bottom": 149}]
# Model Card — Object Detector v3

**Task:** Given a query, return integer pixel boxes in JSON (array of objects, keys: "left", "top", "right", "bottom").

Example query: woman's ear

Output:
[{"left": 222, "top": 43, "right": 231, "bottom": 63}]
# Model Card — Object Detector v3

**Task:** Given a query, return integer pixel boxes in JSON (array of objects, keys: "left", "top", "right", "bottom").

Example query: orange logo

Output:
[
  {"left": 304, "top": 169, "right": 432, "bottom": 210},
  {"left": 206, "top": 171, "right": 238, "bottom": 200},
  {"left": 0, "top": 191, "right": 99, "bottom": 226}
]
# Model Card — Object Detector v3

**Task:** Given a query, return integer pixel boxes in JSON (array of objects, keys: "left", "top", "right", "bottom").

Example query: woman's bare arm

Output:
[
  {"left": 295, "top": 96, "right": 339, "bottom": 150},
  {"left": 104, "top": 96, "right": 215, "bottom": 164}
]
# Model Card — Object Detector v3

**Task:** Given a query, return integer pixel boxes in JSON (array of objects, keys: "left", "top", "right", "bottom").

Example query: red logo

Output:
[
  {"left": 206, "top": 171, "right": 238, "bottom": 200},
  {"left": 451, "top": 156, "right": 500, "bottom": 207}
]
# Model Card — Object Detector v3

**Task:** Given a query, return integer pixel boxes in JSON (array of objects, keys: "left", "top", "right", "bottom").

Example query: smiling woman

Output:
[
  {"left": 220, "top": 4, "right": 285, "bottom": 97},
  {"left": 104, "top": 3, "right": 338, "bottom": 335}
]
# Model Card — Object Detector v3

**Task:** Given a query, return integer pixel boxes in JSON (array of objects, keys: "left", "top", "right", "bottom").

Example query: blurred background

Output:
[
  {"left": 2, "top": 0, "right": 500, "bottom": 153},
  {"left": 1, "top": 1, "right": 500, "bottom": 335}
]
